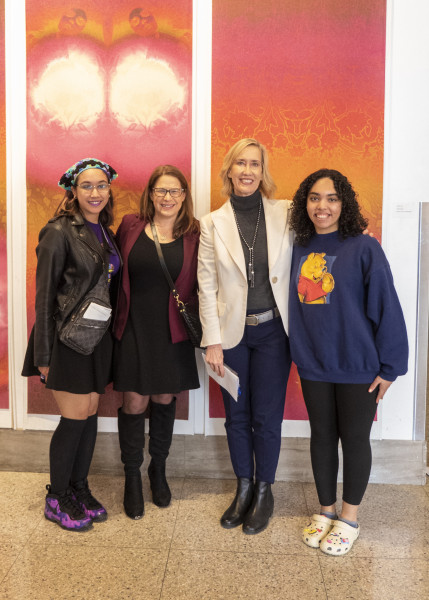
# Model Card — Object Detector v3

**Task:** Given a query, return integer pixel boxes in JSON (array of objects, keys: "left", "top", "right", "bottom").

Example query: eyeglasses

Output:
[
  {"left": 152, "top": 188, "right": 184, "bottom": 199},
  {"left": 76, "top": 183, "right": 110, "bottom": 193}
]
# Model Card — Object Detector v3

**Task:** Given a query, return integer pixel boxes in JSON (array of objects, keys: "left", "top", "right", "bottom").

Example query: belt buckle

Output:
[{"left": 246, "top": 315, "right": 259, "bottom": 326}]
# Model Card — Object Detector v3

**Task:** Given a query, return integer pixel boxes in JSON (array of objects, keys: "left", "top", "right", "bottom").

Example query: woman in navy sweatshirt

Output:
[{"left": 289, "top": 169, "right": 408, "bottom": 556}]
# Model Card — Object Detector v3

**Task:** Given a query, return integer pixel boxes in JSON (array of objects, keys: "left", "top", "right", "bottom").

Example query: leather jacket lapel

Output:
[{"left": 71, "top": 215, "right": 105, "bottom": 260}]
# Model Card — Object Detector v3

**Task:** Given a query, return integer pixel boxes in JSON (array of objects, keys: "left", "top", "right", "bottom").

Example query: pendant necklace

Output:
[
  {"left": 154, "top": 223, "right": 171, "bottom": 242},
  {"left": 231, "top": 199, "right": 262, "bottom": 288}
]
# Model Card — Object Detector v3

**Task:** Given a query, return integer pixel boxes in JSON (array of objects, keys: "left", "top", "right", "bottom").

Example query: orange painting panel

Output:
[{"left": 210, "top": 0, "right": 386, "bottom": 419}]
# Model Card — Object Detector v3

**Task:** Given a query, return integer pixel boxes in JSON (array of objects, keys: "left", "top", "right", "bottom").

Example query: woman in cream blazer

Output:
[{"left": 198, "top": 138, "right": 293, "bottom": 535}]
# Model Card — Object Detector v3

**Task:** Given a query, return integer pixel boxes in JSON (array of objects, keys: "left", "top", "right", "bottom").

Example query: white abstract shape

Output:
[
  {"left": 109, "top": 52, "right": 186, "bottom": 129},
  {"left": 30, "top": 50, "right": 105, "bottom": 130}
]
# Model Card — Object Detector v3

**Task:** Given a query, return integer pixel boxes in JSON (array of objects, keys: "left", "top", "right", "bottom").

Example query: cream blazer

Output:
[{"left": 198, "top": 198, "right": 293, "bottom": 349}]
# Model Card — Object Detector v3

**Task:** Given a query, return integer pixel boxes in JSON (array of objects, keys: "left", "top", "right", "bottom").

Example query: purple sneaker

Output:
[
  {"left": 72, "top": 478, "right": 108, "bottom": 522},
  {"left": 44, "top": 485, "right": 93, "bottom": 531}
]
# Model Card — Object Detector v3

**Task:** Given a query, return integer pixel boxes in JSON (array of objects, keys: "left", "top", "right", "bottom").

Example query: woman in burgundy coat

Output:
[{"left": 113, "top": 165, "right": 200, "bottom": 519}]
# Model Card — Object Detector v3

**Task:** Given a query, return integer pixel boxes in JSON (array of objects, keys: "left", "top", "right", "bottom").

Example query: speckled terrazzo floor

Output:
[{"left": 0, "top": 471, "right": 428, "bottom": 600}]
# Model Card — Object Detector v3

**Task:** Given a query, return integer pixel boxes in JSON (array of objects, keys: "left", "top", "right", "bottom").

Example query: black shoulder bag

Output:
[{"left": 151, "top": 222, "right": 202, "bottom": 348}]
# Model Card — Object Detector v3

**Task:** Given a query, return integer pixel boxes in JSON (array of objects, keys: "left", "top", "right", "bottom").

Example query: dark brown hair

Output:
[
  {"left": 140, "top": 165, "right": 199, "bottom": 237},
  {"left": 290, "top": 168, "right": 368, "bottom": 246},
  {"left": 54, "top": 171, "right": 114, "bottom": 227}
]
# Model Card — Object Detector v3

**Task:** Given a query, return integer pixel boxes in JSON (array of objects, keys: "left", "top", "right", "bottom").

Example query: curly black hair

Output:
[{"left": 290, "top": 168, "right": 368, "bottom": 246}]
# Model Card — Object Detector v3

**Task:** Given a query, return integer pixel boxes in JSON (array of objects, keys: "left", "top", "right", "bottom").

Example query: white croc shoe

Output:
[
  {"left": 319, "top": 519, "right": 360, "bottom": 556},
  {"left": 302, "top": 514, "right": 335, "bottom": 548}
]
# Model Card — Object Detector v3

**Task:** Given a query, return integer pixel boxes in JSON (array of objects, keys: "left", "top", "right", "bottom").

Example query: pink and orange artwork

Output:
[
  {"left": 210, "top": 0, "right": 386, "bottom": 419},
  {"left": 25, "top": 0, "right": 192, "bottom": 417}
]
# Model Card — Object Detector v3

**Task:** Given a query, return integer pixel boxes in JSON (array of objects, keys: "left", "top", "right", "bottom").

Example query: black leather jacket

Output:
[{"left": 33, "top": 213, "right": 120, "bottom": 367}]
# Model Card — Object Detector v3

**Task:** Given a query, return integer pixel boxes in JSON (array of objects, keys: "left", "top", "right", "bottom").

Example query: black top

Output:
[{"left": 230, "top": 190, "right": 276, "bottom": 310}]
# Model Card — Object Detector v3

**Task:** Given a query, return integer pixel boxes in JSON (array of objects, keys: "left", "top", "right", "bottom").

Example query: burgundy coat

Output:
[{"left": 112, "top": 213, "right": 200, "bottom": 343}]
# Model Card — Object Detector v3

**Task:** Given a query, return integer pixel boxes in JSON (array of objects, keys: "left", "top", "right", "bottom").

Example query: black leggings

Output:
[{"left": 300, "top": 379, "right": 378, "bottom": 506}]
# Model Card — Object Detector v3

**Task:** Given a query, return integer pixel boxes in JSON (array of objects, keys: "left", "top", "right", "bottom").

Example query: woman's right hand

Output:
[
  {"left": 38, "top": 366, "right": 49, "bottom": 379},
  {"left": 206, "top": 344, "right": 224, "bottom": 377}
]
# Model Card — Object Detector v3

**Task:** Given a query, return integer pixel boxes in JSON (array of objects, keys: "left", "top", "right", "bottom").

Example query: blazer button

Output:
[{"left": 272, "top": 277, "right": 278, "bottom": 283}]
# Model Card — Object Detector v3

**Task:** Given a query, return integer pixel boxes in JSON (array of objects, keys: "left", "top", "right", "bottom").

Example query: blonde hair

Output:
[{"left": 219, "top": 138, "right": 276, "bottom": 199}]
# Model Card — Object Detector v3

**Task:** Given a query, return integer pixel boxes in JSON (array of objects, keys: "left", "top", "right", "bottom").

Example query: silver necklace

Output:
[{"left": 231, "top": 199, "right": 262, "bottom": 288}]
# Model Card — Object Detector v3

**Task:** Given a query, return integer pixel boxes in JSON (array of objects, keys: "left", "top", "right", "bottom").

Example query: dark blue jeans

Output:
[{"left": 221, "top": 314, "right": 291, "bottom": 483}]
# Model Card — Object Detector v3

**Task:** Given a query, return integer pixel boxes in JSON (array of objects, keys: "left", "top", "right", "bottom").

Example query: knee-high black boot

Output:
[
  {"left": 148, "top": 399, "right": 176, "bottom": 507},
  {"left": 118, "top": 408, "right": 145, "bottom": 519}
]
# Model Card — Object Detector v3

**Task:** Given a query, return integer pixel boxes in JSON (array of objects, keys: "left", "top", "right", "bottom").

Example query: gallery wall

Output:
[{"left": 1, "top": 0, "right": 428, "bottom": 443}]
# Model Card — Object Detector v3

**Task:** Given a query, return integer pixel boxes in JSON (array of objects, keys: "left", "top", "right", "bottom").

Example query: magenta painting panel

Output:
[{"left": 26, "top": 1, "right": 192, "bottom": 418}]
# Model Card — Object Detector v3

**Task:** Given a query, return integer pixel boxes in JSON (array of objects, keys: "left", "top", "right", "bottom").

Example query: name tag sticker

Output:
[{"left": 83, "top": 303, "right": 112, "bottom": 321}]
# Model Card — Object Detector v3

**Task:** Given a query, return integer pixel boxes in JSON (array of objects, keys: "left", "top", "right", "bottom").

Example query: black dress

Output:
[
  {"left": 22, "top": 326, "right": 113, "bottom": 394},
  {"left": 113, "top": 230, "right": 199, "bottom": 395}
]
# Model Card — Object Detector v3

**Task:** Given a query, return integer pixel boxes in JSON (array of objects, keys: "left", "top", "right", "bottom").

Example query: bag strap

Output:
[{"left": 150, "top": 222, "right": 185, "bottom": 311}]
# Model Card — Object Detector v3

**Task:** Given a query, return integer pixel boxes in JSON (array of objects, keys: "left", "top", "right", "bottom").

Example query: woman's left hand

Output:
[{"left": 368, "top": 376, "right": 392, "bottom": 403}]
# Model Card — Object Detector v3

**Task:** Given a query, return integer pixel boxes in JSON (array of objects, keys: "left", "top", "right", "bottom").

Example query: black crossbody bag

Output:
[
  {"left": 57, "top": 228, "right": 112, "bottom": 355},
  {"left": 151, "top": 222, "right": 202, "bottom": 348}
]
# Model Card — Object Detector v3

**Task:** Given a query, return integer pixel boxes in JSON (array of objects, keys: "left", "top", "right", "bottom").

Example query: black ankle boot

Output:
[
  {"left": 118, "top": 408, "right": 145, "bottom": 519},
  {"left": 148, "top": 399, "right": 176, "bottom": 508},
  {"left": 242, "top": 481, "right": 274, "bottom": 535},
  {"left": 220, "top": 477, "right": 254, "bottom": 529}
]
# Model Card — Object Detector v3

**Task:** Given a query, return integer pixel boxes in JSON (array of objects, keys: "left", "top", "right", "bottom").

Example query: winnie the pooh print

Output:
[{"left": 298, "top": 252, "right": 335, "bottom": 304}]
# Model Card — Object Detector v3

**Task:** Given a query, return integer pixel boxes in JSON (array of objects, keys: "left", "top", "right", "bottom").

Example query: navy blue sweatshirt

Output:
[{"left": 289, "top": 231, "right": 408, "bottom": 384}]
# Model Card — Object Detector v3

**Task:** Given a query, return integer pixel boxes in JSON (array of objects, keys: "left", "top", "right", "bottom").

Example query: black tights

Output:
[{"left": 300, "top": 379, "right": 378, "bottom": 506}]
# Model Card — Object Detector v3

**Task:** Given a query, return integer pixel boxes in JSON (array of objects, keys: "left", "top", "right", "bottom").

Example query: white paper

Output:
[
  {"left": 83, "top": 302, "right": 112, "bottom": 321},
  {"left": 202, "top": 353, "right": 240, "bottom": 402}
]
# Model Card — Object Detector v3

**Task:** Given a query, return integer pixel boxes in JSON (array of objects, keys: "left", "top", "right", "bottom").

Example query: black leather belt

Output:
[{"left": 245, "top": 307, "right": 280, "bottom": 326}]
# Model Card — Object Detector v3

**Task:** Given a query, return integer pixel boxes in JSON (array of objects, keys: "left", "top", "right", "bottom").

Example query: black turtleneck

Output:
[{"left": 230, "top": 190, "right": 276, "bottom": 311}]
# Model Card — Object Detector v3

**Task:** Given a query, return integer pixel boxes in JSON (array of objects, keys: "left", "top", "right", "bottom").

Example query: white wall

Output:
[{"left": 380, "top": 0, "right": 429, "bottom": 439}]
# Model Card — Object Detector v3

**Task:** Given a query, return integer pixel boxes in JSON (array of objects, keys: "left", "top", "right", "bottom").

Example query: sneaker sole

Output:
[
  {"left": 44, "top": 513, "right": 93, "bottom": 532},
  {"left": 90, "top": 512, "right": 108, "bottom": 523}
]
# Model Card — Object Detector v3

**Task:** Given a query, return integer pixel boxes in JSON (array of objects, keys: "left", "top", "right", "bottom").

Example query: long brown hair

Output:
[{"left": 140, "top": 165, "right": 199, "bottom": 237}]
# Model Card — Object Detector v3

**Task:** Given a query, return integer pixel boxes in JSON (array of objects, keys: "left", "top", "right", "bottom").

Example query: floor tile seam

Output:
[
  {"left": 158, "top": 548, "right": 172, "bottom": 600},
  {"left": 23, "top": 541, "right": 429, "bottom": 561},
  {"left": 300, "top": 481, "right": 313, "bottom": 517},
  {"left": 169, "top": 476, "right": 188, "bottom": 532},
  {"left": 23, "top": 512, "right": 48, "bottom": 544},
  {"left": 315, "top": 552, "right": 330, "bottom": 599},
  {"left": 0, "top": 542, "right": 30, "bottom": 586},
  {"left": 165, "top": 547, "right": 321, "bottom": 559},
  {"left": 158, "top": 515, "right": 181, "bottom": 600},
  {"left": 26, "top": 540, "right": 174, "bottom": 553},
  {"left": 320, "top": 556, "right": 429, "bottom": 564},
  {"left": 157, "top": 474, "right": 188, "bottom": 595}
]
